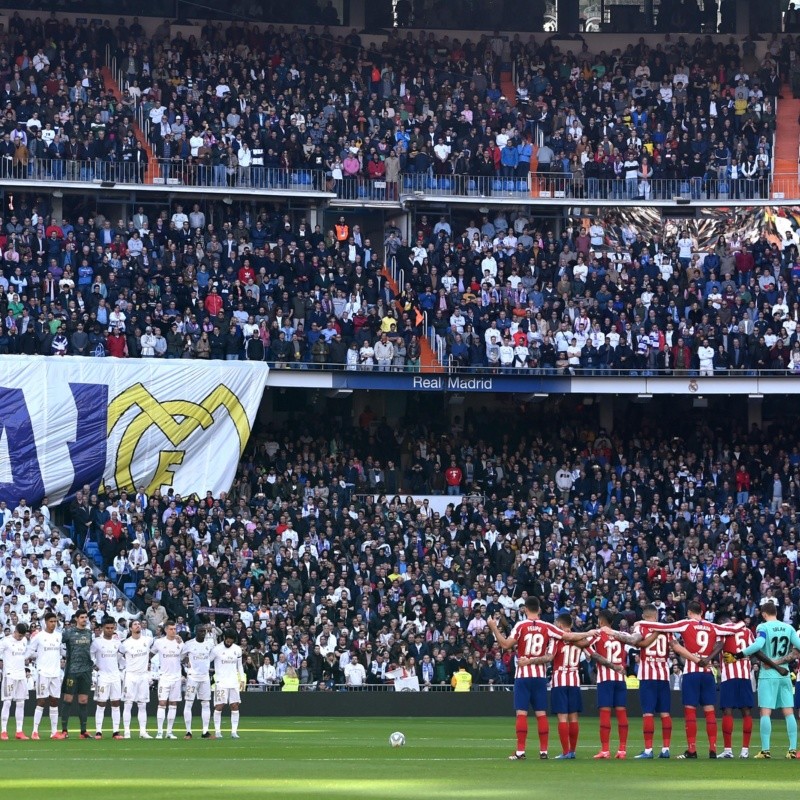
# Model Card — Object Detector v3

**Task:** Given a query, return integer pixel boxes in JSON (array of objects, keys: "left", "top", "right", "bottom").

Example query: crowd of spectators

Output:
[
  {"left": 0, "top": 196, "right": 799, "bottom": 373},
  {"left": 0, "top": 198, "right": 434, "bottom": 368},
  {"left": 400, "top": 208, "right": 800, "bottom": 374},
  {"left": 2, "top": 403, "right": 793, "bottom": 690},
  {"left": 512, "top": 33, "right": 781, "bottom": 201},
  {"left": 0, "top": 14, "right": 152, "bottom": 183},
  {"left": 3, "top": 13, "right": 789, "bottom": 202}
]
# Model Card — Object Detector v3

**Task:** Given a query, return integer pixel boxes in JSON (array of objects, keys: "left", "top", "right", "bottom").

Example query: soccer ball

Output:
[{"left": 390, "top": 731, "right": 406, "bottom": 747}]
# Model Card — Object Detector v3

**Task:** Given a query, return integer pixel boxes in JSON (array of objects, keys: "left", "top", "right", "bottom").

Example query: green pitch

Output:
[{"left": 3, "top": 717, "right": 800, "bottom": 800}]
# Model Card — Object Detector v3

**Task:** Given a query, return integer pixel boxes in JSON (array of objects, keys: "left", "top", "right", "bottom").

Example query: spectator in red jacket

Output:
[
  {"left": 736, "top": 465, "right": 751, "bottom": 505},
  {"left": 445, "top": 457, "right": 463, "bottom": 496},
  {"left": 106, "top": 328, "right": 127, "bottom": 358},
  {"left": 204, "top": 285, "right": 224, "bottom": 316}
]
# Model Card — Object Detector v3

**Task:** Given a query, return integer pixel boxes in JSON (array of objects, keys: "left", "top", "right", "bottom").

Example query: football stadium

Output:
[{"left": 2, "top": 0, "right": 800, "bottom": 798}]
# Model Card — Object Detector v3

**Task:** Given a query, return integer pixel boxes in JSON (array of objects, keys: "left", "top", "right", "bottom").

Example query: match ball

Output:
[{"left": 390, "top": 731, "right": 406, "bottom": 747}]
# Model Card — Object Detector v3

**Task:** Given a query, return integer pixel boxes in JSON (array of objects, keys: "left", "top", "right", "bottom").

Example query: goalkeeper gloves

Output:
[
  {"left": 238, "top": 675, "right": 246, "bottom": 691},
  {"left": 722, "top": 652, "right": 737, "bottom": 664}
]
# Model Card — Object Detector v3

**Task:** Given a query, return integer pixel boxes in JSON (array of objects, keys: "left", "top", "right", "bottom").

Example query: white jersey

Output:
[
  {"left": 26, "top": 630, "right": 62, "bottom": 678},
  {"left": 211, "top": 643, "right": 243, "bottom": 689},
  {"left": 151, "top": 637, "right": 183, "bottom": 683},
  {"left": 182, "top": 638, "right": 214, "bottom": 681},
  {"left": 119, "top": 635, "right": 151, "bottom": 675},
  {"left": 90, "top": 636, "right": 121, "bottom": 681},
  {"left": 0, "top": 636, "right": 28, "bottom": 679}
]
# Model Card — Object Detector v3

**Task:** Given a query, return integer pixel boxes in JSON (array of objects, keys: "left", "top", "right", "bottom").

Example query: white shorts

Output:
[
  {"left": 157, "top": 679, "right": 182, "bottom": 703},
  {"left": 123, "top": 674, "right": 150, "bottom": 704},
  {"left": 95, "top": 677, "right": 122, "bottom": 702},
  {"left": 214, "top": 687, "right": 240, "bottom": 706},
  {"left": 185, "top": 679, "right": 211, "bottom": 703},
  {"left": 36, "top": 676, "right": 61, "bottom": 700},
  {"left": 3, "top": 677, "right": 29, "bottom": 702}
]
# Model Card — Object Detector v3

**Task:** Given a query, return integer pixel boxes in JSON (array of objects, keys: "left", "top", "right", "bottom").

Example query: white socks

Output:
[
  {"left": 167, "top": 706, "right": 177, "bottom": 734},
  {"left": 1, "top": 700, "right": 11, "bottom": 732},
  {"left": 156, "top": 706, "right": 166, "bottom": 734},
  {"left": 213, "top": 710, "right": 222, "bottom": 735},
  {"left": 95, "top": 705, "right": 106, "bottom": 733},
  {"left": 183, "top": 704, "right": 193, "bottom": 733},
  {"left": 201, "top": 702, "right": 210, "bottom": 734},
  {"left": 231, "top": 710, "right": 239, "bottom": 735},
  {"left": 111, "top": 706, "right": 120, "bottom": 733},
  {"left": 33, "top": 705, "right": 44, "bottom": 733}
]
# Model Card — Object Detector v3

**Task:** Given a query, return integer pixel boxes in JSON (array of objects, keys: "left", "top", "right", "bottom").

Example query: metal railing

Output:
[
  {"left": 332, "top": 175, "right": 401, "bottom": 201},
  {"left": 17, "top": 351, "right": 800, "bottom": 377},
  {"left": 0, "top": 157, "right": 329, "bottom": 192},
  {"left": 400, "top": 172, "right": 532, "bottom": 198},
  {"left": 149, "top": 159, "right": 327, "bottom": 191},
  {"left": 2, "top": 157, "right": 797, "bottom": 203},
  {"left": 399, "top": 171, "right": 778, "bottom": 201}
]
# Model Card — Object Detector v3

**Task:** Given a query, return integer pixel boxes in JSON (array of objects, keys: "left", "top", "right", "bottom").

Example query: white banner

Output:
[{"left": 0, "top": 356, "right": 269, "bottom": 506}]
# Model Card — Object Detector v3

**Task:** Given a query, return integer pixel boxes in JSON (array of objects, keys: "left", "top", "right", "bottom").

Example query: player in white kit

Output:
[
  {"left": 151, "top": 620, "right": 183, "bottom": 739},
  {"left": 119, "top": 620, "right": 152, "bottom": 738},
  {"left": 0, "top": 623, "right": 30, "bottom": 739},
  {"left": 211, "top": 629, "right": 245, "bottom": 739},
  {"left": 27, "top": 611, "right": 62, "bottom": 739},
  {"left": 181, "top": 624, "right": 214, "bottom": 739},
  {"left": 90, "top": 617, "right": 123, "bottom": 739}
]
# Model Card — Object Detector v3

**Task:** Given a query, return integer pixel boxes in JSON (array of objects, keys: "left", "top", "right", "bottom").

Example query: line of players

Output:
[
  {"left": 488, "top": 597, "right": 800, "bottom": 761},
  {"left": 0, "top": 607, "right": 247, "bottom": 740}
]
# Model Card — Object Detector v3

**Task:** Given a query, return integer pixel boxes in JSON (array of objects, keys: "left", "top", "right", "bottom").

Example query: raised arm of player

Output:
[
  {"left": 670, "top": 639, "right": 701, "bottom": 665},
  {"left": 487, "top": 615, "right": 515, "bottom": 651},
  {"left": 604, "top": 627, "right": 645, "bottom": 647},
  {"left": 774, "top": 648, "right": 800, "bottom": 667},
  {"left": 561, "top": 629, "right": 599, "bottom": 643},
  {"left": 589, "top": 651, "right": 625, "bottom": 674},
  {"left": 518, "top": 652, "right": 555, "bottom": 667}
]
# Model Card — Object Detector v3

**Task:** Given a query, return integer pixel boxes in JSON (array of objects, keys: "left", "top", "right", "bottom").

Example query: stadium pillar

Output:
[
  {"left": 599, "top": 395, "right": 613, "bottom": 432},
  {"left": 747, "top": 396, "right": 762, "bottom": 430},
  {"left": 556, "top": 0, "right": 581, "bottom": 32},
  {"left": 350, "top": 0, "right": 366, "bottom": 29},
  {"left": 51, "top": 194, "right": 63, "bottom": 224},
  {"left": 735, "top": 0, "right": 750, "bottom": 35}
]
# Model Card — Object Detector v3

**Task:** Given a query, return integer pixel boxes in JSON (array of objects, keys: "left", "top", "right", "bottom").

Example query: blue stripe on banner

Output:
[
  {"left": 64, "top": 382, "right": 109, "bottom": 501},
  {"left": 0, "top": 387, "right": 45, "bottom": 506}
]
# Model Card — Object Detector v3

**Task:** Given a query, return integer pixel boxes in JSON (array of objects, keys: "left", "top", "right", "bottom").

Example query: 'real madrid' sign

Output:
[{"left": 0, "top": 356, "right": 269, "bottom": 506}]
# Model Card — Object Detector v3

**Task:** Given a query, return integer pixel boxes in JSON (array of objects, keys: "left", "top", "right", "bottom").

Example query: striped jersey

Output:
[
  {"left": 551, "top": 639, "right": 583, "bottom": 687},
  {"left": 716, "top": 622, "right": 754, "bottom": 682},
  {"left": 643, "top": 618, "right": 739, "bottom": 674},
  {"left": 588, "top": 630, "right": 626, "bottom": 683},
  {"left": 632, "top": 620, "right": 671, "bottom": 682},
  {"left": 509, "top": 619, "right": 563, "bottom": 679}
]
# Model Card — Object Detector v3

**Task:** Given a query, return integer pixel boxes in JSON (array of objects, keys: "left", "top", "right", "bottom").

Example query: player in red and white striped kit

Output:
[
  {"left": 545, "top": 613, "right": 594, "bottom": 759},
  {"left": 587, "top": 610, "right": 629, "bottom": 759},
  {"left": 711, "top": 615, "right": 755, "bottom": 758},
  {"left": 489, "top": 598, "right": 594, "bottom": 761},
  {"left": 604, "top": 604, "right": 673, "bottom": 758},
  {"left": 644, "top": 601, "right": 740, "bottom": 759}
]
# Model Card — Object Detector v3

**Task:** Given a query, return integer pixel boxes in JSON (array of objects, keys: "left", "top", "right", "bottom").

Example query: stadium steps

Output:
[
  {"left": 100, "top": 66, "right": 161, "bottom": 184},
  {"left": 773, "top": 83, "right": 800, "bottom": 199},
  {"left": 381, "top": 267, "right": 443, "bottom": 372},
  {"left": 500, "top": 69, "right": 516, "bottom": 106}
]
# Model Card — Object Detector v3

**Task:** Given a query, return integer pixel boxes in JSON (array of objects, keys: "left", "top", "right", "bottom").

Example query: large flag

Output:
[{"left": 0, "top": 356, "right": 268, "bottom": 506}]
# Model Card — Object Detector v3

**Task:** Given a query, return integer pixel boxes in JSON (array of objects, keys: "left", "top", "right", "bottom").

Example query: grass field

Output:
[{"left": 3, "top": 717, "right": 800, "bottom": 800}]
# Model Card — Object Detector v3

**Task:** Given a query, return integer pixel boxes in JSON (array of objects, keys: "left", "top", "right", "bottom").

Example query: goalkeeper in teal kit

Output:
[{"left": 731, "top": 601, "right": 800, "bottom": 759}]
